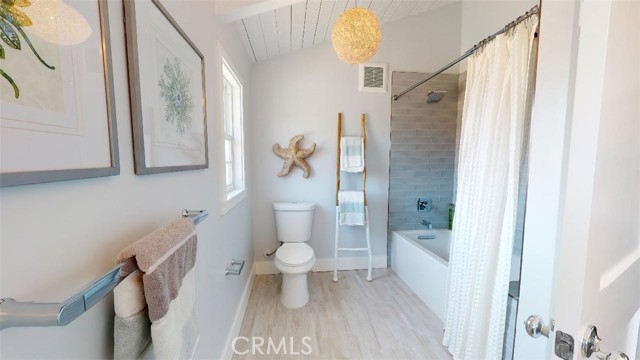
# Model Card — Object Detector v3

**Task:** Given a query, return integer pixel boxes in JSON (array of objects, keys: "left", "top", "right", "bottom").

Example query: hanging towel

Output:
[
  {"left": 340, "top": 137, "right": 365, "bottom": 173},
  {"left": 338, "top": 190, "right": 366, "bottom": 226},
  {"left": 113, "top": 218, "right": 199, "bottom": 360}
]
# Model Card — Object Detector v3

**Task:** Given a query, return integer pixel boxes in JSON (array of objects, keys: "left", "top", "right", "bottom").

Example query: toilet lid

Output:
[{"left": 276, "top": 243, "right": 314, "bottom": 266}]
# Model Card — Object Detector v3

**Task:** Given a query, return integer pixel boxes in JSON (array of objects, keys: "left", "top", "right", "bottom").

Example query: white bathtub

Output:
[{"left": 391, "top": 230, "right": 451, "bottom": 323}]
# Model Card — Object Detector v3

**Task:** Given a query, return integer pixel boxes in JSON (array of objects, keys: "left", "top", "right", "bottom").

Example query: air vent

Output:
[
  {"left": 359, "top": 63, "right": 388, "bottom": 93},
  {"left": 364, "top": 66, "right": 384, "bottom": 88}
]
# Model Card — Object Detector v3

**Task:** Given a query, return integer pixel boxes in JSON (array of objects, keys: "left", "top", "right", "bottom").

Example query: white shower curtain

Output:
[{"left": 443, "top": 17, "right": 538, "bottom": 360}]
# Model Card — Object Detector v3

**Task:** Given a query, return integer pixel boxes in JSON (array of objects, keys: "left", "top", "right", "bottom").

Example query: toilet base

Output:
[{"left": 280, "top": 273, "right": 309, "bottom": 309}]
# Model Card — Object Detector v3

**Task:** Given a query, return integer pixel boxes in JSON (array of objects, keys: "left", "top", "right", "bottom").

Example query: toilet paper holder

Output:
[{"left": 225, "top": 259, "right": 245, "bottom": 276}]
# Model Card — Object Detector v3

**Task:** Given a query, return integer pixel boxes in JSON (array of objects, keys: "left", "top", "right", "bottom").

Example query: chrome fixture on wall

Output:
[
  {"left": 420, "top": 220, "right": 433, "bottom": 229},
  {"left": 417, "top": 198, "right": 432, "bottom": 212},
  {"left": 426, "top": 90, "right": 447, "bottom": 104},
  {"left": 225, "top": 259, "right": 245, "bottom": 276},
  {"left": 0, "top": 209, "right": 209, "bottom": 331}
]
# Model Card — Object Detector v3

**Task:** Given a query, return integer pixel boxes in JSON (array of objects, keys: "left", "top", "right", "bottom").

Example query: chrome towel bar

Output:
[{"left": 0, "top": 209, "right": 208, "bottom": 331}]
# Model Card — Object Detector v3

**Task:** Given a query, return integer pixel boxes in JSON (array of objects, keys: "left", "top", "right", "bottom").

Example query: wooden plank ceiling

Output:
[{"left": 235, "top": 0, "right": 454, "bottom": 62}]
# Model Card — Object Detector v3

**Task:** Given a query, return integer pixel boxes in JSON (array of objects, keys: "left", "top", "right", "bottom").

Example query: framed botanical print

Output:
[
  {"left": 124, "top": 0, "right": 208, "bottom": 175},
  {"left": 0, "top": 0, "right": 119, "bottom": 187}
]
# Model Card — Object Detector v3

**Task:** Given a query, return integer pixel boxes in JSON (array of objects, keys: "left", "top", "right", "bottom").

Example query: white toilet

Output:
[{"left": 273, "top": 202, "right": 316, "bottom": 309}]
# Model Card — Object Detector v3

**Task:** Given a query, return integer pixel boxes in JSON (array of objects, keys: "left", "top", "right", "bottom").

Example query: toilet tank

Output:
[{"left": 273, "top": 202, "right": 315, "bottom": 243}]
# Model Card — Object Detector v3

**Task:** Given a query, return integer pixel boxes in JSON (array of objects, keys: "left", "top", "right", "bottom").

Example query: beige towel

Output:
[{"left": 113, "top": 219, "right": 199, "bottom": 360}]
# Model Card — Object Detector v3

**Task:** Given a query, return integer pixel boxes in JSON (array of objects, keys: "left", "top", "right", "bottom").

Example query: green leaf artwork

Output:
[
  {"left": 158, "top": 57, "right": 194, "bottom": 136},
  {"left": 0, "top": 0, "right": 56, "bottom": 98}
]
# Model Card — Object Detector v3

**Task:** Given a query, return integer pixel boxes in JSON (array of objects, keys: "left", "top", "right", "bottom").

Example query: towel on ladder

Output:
[
  {"left": 340, "top": 137, "right": 365, "bottom": 173},
  {"left": 113, "top": 218, "right": 199, "bottom": 360},
  {"left": 338, "top": 190, "right": 366, "bottom": 226}
]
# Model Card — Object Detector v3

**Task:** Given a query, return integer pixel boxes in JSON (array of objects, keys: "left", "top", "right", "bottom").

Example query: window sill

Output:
[{"left": 221, "top": 188, "right": 247, "bottom": 215}]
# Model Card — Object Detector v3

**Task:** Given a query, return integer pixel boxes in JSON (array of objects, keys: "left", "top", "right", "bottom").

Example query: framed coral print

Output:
[
  {"left": 124, "top": 0, "right": 208, "bottom": 175},
  {"left": 0, "top": 0, "right": 119, "bottom": 187}
]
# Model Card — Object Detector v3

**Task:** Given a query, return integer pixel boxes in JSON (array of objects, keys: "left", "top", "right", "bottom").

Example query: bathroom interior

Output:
[{"left": 1, "top": 0, "right": 638, "bottom": 359}]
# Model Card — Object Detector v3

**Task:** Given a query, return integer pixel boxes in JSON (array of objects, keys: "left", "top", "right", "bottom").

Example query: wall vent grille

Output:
[
  {"left": 363, "top": 66, "right": 384, "bottom": 88},
  {"left": 359, "top": 63, "right": 388, "bottom": 93}
]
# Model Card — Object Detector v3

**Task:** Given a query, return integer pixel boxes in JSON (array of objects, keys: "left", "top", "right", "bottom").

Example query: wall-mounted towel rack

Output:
[{"left": 0, "top": 209, "right": 208, "bottom": 331}]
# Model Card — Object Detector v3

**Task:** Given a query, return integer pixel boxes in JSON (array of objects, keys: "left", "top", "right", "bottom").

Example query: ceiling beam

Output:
[{"left": 217, "top": 0, "right": 306, "bottom": 24}]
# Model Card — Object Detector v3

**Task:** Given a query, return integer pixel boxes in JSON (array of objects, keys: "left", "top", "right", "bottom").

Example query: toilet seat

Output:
[{"left": 275, "top": 243, "right": 315, "bottom": 267}]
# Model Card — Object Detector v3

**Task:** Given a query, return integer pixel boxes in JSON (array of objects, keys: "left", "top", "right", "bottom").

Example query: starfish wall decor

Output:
[{"left": 272, "top": 135, "right": 317, "bottom": 178}]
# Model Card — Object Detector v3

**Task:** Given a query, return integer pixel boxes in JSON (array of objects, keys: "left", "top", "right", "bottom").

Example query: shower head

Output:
[{"left": 426, "top": 90, "right": 447, "bottom": 104}]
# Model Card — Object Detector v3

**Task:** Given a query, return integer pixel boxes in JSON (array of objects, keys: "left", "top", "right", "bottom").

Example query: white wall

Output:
[
  {"left": 461, "top": 0, "right": 539, "bottom": 51},
  {"left": 249, "top": 3, "right": 462, "bottom": 272},
  {"left": 0, "top": 1, "right": 253, "bottom": 359},
  {"left": 460, "top": 0, "right": 538, "bottom": 71}
]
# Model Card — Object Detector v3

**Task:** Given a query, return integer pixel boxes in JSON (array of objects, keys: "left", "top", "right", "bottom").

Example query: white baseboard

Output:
[
  {"left": 254, "top": 256, "right": 388, "bottom": 275},
  {"left": 221, "top": 264, "right": 255, "bottom": 360}
]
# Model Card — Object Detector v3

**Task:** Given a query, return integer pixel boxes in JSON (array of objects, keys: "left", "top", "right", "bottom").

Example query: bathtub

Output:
[{"left": 391, "top": 230, "right": 451, "bottom": 323}]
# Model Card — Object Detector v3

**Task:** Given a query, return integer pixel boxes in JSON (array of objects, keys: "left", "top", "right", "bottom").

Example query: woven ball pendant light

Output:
[{"left": 331, "top": 7, "right": 381, "bottom": 64}]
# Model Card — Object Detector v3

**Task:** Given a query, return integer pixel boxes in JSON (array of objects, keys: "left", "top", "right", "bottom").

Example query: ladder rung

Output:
[{"left": 337, "top": 248, "right": 369, "bottom": 251}]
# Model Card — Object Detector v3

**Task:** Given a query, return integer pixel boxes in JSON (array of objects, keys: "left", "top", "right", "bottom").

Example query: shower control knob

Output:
[{"left": 524, "top": 315, "right": 554, "bottom": 338}]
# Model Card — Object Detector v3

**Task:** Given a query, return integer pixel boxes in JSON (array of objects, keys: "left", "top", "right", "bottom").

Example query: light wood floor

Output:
[{"left": 232, "top": 269, "right": 452, "bottom": 360}]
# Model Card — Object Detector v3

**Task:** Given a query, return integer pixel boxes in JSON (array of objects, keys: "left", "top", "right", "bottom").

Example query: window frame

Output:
[
  {"left": 219, "top": 47, "right": 246, "bottom": 215},
  {"left": 222, "top": 77, "right": 235, "bottom": 193}
]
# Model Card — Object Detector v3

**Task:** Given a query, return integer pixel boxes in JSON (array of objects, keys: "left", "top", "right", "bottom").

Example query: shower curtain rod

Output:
[{"left": 392, "top": 5, "right": 539, "bottom": 101}]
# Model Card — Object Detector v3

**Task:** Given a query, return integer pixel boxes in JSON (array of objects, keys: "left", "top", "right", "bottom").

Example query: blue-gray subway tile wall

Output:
[{"left": 389, "top": 72, "right": 462, "bottom": 231}]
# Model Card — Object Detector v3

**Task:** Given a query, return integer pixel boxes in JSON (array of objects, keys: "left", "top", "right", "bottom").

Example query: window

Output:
[{"left": 221, "top": 55, "right": 245, "bottom": 213}]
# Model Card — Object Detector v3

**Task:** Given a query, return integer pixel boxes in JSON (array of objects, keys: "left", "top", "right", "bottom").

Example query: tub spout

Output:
[{"left": 420, "top": 220, "right": 433, "bottom": 229}]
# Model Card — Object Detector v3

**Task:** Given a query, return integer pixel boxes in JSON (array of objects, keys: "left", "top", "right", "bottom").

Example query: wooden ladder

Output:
[{"left": 334, "top": 113, "right": 372, "bottom": 282}]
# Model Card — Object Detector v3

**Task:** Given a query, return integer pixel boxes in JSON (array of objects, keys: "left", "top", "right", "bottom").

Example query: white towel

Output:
[
  {"left": 114, "top": 219, "right": 199, "bottom": 360},
  {"left": 340, "top": 137, "right": 365, "bottom": 173},
  {"left": 338, "top": 191, "right": 366, "bottom": 226}
]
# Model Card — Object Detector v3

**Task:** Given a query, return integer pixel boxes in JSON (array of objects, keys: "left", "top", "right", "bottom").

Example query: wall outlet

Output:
[{"left": 417, "top": 198, "right": 432, "bottom": 212}]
